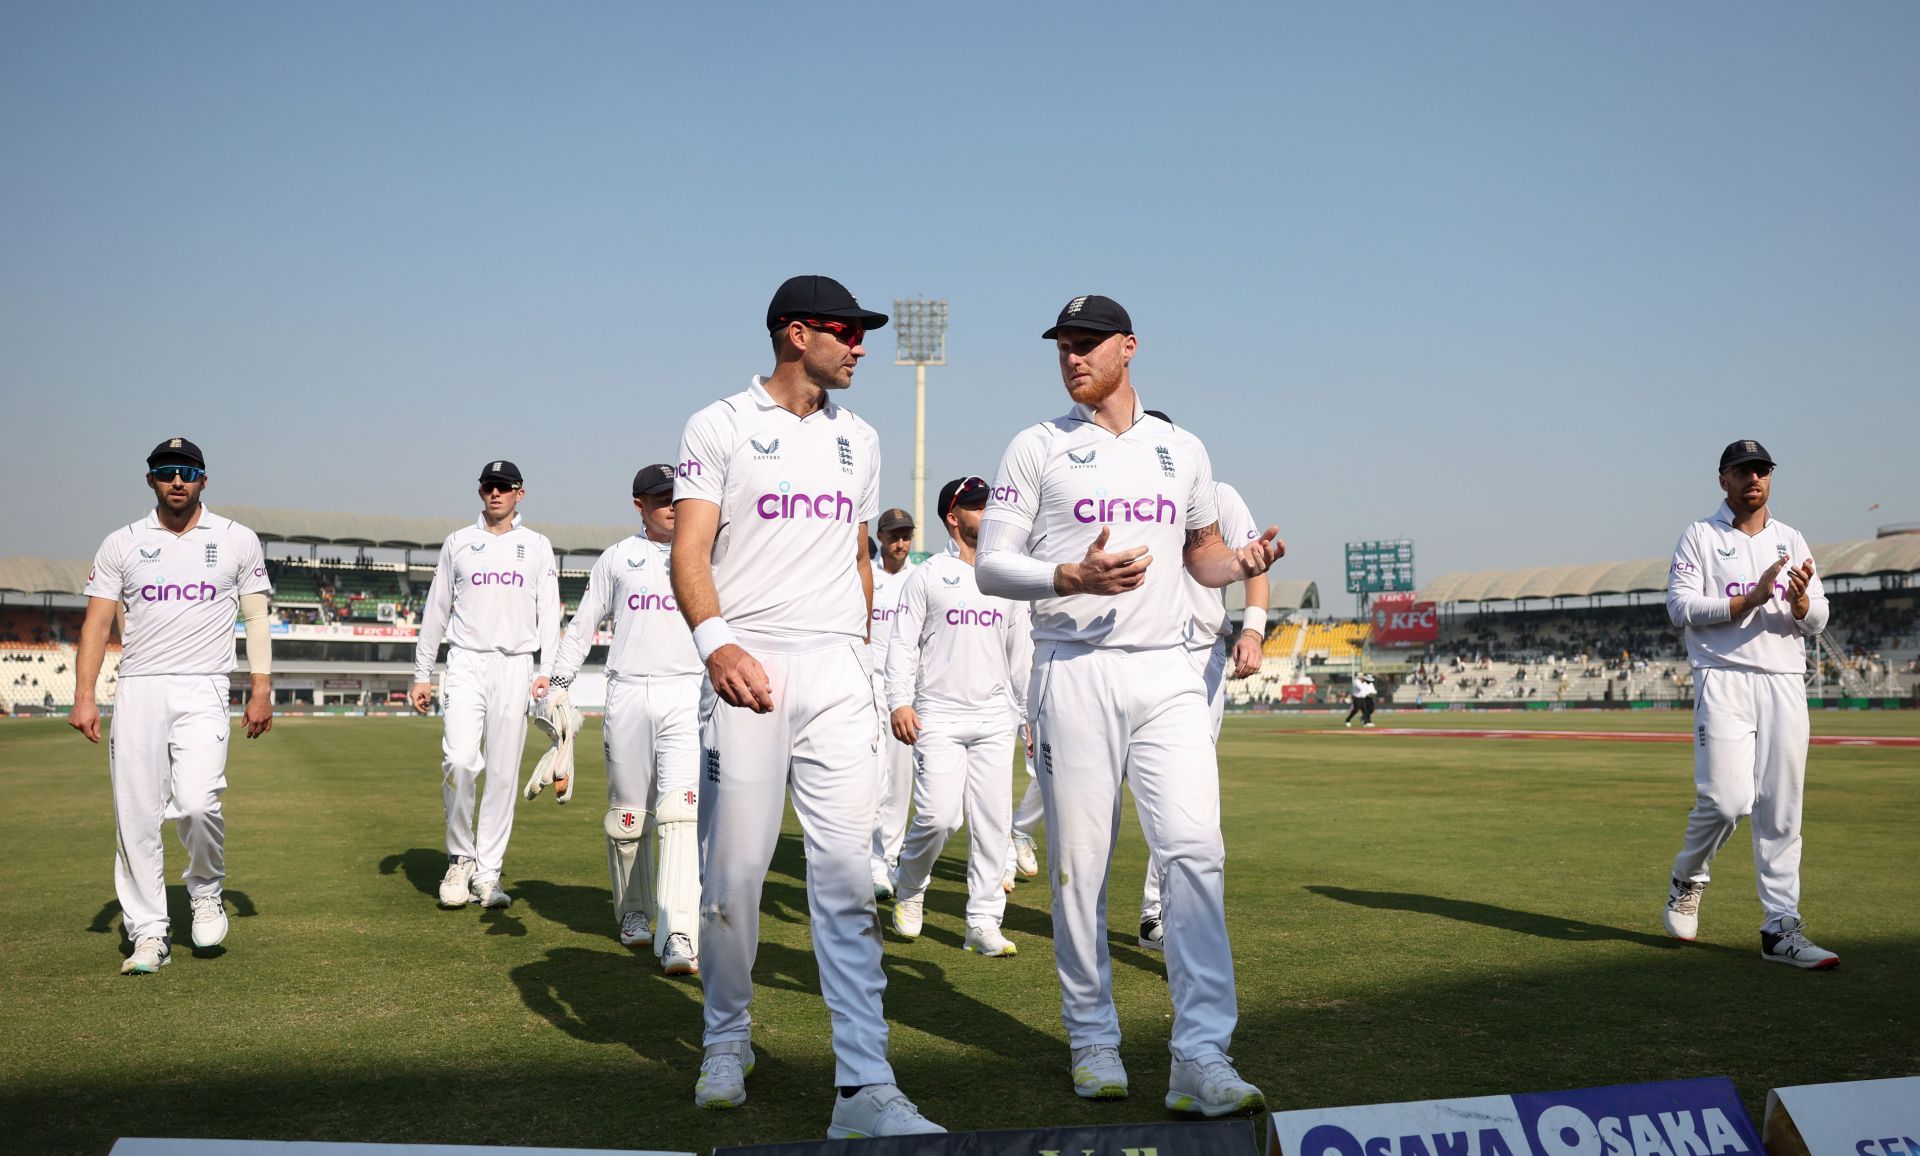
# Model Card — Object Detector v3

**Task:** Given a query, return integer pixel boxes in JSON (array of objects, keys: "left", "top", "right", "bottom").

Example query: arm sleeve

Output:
[
  {"left": 1795, "top": 532, "right": 1830, "bottom": 635},
  {"left": 412, "top": 541, "right": 454, "bottom": 683},
  {"left": 1005, "top": 599, "right": 1034, "bottom": 721},
  {"left": 84, "top": 534, "right": 125, "bottom": 603},
  {"left": 1185, "top": 441, "right": 1220, "bottom": 531},
  {"left": 1666, "top": 526, "right": 1731, "bottom": 627},
  {"left": 883, "top": 566, "right": 927, "bottom": 712},
  {"left": 535, "top": 541, "right": 562, "bottom": 680},
  {"left": 977, "top": 520, "right": 1061, "bottom": 601},
  {"left": 551, "top": 548, "right": 613, "bottom": 683},
  {"left": 240, "top": 591, "right": 273, "bottom": 675},
  {"left": 1216, "top": 482, "right": 1258, "bottom": 547},
  {"left": 976, "top": 430, "right": 1058, "bottom": 600},
  {"left": 236, "top": 530, "right": 273, "bottom": 597},
  {"left": 857, "top": 422, "right": 881, "bottom": 526},
  {"left": 673, "top": 405, "right": 730, "bottom": 506}
]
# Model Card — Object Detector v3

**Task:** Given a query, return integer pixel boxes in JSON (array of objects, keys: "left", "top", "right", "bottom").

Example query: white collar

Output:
[
  {"left": 144, "top": 506, "right": 213, "bottom": 533},
  {"left": 475, "top": 512, "right": 524, "bottom": 532},
  {"left": 1708, "top": 500, "right": 1771, "bottom": 531},
  {"left": 1068, "top": 393, "right": 1147, "bottom": 432},
  {"left": 749, "top": 375, "right": 836, "bottom": 420}
]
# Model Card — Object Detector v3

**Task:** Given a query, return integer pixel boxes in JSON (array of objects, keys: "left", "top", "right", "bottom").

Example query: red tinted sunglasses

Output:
[
  {"left": 945, "top": 476, "right": 988, "bottom": 517},
  {"left": 783, "top": 316, "right": 866, "bottom": 347}
]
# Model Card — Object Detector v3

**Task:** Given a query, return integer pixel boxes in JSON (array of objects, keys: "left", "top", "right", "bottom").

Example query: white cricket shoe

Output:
[
  {"left": 891, "top": 894, "right": 924, "bottom": 939},
  {"left": 190, "top": 893, "right": 228, "bottom": 948},
  {"left": 1138, "top": 915, "right": 1165, "bottom": 953},
  {"left": 1166, "top": 1053, "right": 1266, "bottom": 1116},
  {"left": 1363, "top": 721, "right": 1376, "bottom": 728},
  {"left": 120, "top": 936, "right": 172, "bottom": 975},
  {"left": 661, "top": 933, "right": 699, "bottom": 976},
  {"left": 1663, "top": 877, "right": 1704, "bottom": 941},
  {"left": 1761, "top": 917, "right": 1839, "bottom": 970},
  {"left": 694, "top": 1042, "right": 754, "bottom": 1109},
  {"left": 619, "top": 911, "right": 652, "bottom": 947},
  {"left": 870, "top": 861, "right": 895, "bottom": 902},
  {"left": 437, "top": 857, "right": 475, "bottom": 908},
  {"left": 1012, "top": 831, "right": 1040, "bottom": 878},
  {"left": 827, "top": 1084, "right": 946, "bottom": 1138},
  {"left": 470, "top": 876, "right": 512, "bottom": 909},
  {"left": 1070, "top": 1044, "right": 1128, "bottom": 1100},
  {"left": 964, "top": 923, "right": 1017, "bottom": 958}
]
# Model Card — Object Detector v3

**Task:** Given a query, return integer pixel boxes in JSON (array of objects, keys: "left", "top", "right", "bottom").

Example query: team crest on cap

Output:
[
  {"left": 490, "top": 461, "right": 502, "bottom": 473},
  {"left": 169, "top": 439, "right": 183, "bottom": 449},
  {"left": 1065, "top": 296, "right": 1088, "bottom": 316},
  {"left": 1742, "top": 441, "right": 1757, "bottom": 453}
]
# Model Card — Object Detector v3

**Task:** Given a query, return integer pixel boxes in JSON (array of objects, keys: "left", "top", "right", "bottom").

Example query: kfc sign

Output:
[{"left": 1371, "top": 594, "right": 1438, "bottom": 647}]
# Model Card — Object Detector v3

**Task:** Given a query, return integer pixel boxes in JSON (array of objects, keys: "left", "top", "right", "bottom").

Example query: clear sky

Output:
[{"left": 4, "top": 2, "right": 1914, "bottom": 609}]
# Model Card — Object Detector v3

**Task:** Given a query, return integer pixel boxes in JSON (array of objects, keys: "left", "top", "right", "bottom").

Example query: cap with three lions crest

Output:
[
  {"left": 478, "top": 460, "right": 524, "bottom": 485},
  {"left": 1718, "top": 439, "right": 1775, "bottom": 472},
  {"left": 1042, "top": 294, "right": 1133, "bottom": 340},
  {"left": 146, "top": 437, "right": 206, "bottom": 469}
]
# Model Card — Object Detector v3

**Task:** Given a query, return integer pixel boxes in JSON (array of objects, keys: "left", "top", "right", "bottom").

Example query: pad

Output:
[
  {"left": 605, "top": 805, "right": 654, "bottom": 916},
  {"left": 654, "top": 787, "right": 700, "bottom": 955}
]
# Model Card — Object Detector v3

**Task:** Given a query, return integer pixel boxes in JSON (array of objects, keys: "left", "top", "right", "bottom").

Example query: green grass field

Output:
[{"left": 2, "top": 710, "right": 1914, "bottom": 1154}]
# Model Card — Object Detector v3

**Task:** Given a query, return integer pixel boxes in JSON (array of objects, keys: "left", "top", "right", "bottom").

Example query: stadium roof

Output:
[
  {"left": 1419, "top": 534, "right": 1920, "bottom": 604},
  {"left": 0, "top": 557, "right": 93, "bottom": 596},
  {"left": 214, "top": 506, "right": 636, "bottom": 555}
]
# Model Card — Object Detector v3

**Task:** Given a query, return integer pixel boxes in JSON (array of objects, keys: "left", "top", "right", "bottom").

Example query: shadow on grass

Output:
[
  {"left": 1303, "top": 885, "right": 1721, "bottom": 950},
  {"left": 377, "top": 847, "right": 448, "bottom": 899},
  {"left": 87, "top": 886, "right": 258, "bottom": 956}
]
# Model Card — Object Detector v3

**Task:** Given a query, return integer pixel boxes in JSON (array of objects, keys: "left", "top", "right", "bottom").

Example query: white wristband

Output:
[
  {"left": 1241, "top": 606, "right": 1267, "bottom": 636},
  {"left": 692, "top": 617, "right": 738, "bottom": 662}
]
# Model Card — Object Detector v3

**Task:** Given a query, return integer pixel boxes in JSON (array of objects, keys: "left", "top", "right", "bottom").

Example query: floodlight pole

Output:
[{"left": 913, "top": 363, "right": 927, "bottom": 554}]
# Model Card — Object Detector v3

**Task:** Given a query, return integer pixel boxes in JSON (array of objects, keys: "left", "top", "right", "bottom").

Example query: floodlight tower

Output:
[{"left": 892, "top": 298, "right": 948, "bottom": 555}]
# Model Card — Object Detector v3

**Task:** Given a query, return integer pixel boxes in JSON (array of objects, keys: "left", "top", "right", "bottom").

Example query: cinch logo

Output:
[
  {"left": 991, "top": 484, "right": 1020, "bottom": 505},
  {"left": 676, "top": 459, "right": 701, "bottom": 478},
  {"left": 1672, "top": 559, "right": 1696, "bottom": 574},
  {"left": 1724, "top": 580, "right": 1787, "bottom": 598},
  {"left": 756, "top": 488, "right": 856, "bottom": 523},
  {"left": 627, "top": 588, "right": 677, "bottom": 612},
  {"left": 945, "top": 605, "right": 1003, "bottom": 627},
  {"left": 140, "top": 581, "right": 218, "bottom": 602},
  {"left": 872, "top": 605, "right": 898, "bottom": 623},
  {"left": 472, "top": 571, "right": 525, "bottom": 587},
  {"left": 1073, "top": 494, "right": 1177, "bottom": 524}
]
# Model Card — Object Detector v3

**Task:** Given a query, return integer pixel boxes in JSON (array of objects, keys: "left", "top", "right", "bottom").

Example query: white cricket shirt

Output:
[
  {"left": 869, "top": 559, "right": 916, "bottom": 676},
  {"left": 673, "top": 377, "right": 882, "bottom": 644},
  {"left": 552, "top": 534, "right": 700, "bottom": 683},
  {"left": 1351, "top": 673, "right": 1376, "bottom": 699},
  {"left": 412, "top": 514, "right": 563, "bottom": 682},
  {"left": 86, "top": 507, "right": 273, "bottom": 677},
  {"left": 1666, "top": 501, "right": 1829, "bottom": 674},
  {"left": 1183, "top": 480, "right": 1260, "bottom": 649},
  {"left": 884, "top": 553, "right": 1032, "bottom": 721},
  {"left": 979, "top": 399, "right": 1218, "bottom": 651}
]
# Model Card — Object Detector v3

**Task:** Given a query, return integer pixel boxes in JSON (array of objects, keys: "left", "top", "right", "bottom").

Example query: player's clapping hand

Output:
[
  {"left": 891, "top": 705, "right": 920, "bottom": 745},
  {"left": 1785, "top": 558, "right": 1815, "bottom": 619},
  {"left": 409, "top": 681, "right": 434, "bottom": 715},
  {"left": 1061, "top": 527, "right": 1151, "bottom": 595},
  {"left": 1232, "top": 631, "right": 1264, "bottom": 679},
  {"left": 69, "top": 699, "right": 101, "bottom": 743},
  {"left": 1234, "top": 527, "right": 1286, "bottom": 580},
  {"left": 709, "top": 644, "right": 774, "bottom": 714},
  {"left": 1737, "top": 556, "right": 1790, "bottom": 617},
  {"left": 243, "top": 695, "right": 273, "bottom": 739}
]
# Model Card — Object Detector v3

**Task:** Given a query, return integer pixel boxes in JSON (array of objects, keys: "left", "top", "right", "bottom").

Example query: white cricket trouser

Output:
[
  {"left": 893, "top": 711, "right": 1015, "bottom": 926},
  {"left": 1672, "top": 668, "right": 1810, "bottom": 931},
  {"left": 1141, "top": 639, "right": 1230, "bottom": 921},
  {"left": 440, "top": 648, "right": 533, "bottom": 883},
  {"left": 870, "top": 674, "right": 916, "bottom": 873},
  {"left": 698, "top": 638, "right": 892, "bottom": 1088},
  {"left": 605, "top": 673, "right": 701, "bottom": 810},
  {"left": 1030, "top": 641, "right": 1238, "bottom": 1061},
  {"left": 109, "top": 674, "right": 232, "bottom": 944}
]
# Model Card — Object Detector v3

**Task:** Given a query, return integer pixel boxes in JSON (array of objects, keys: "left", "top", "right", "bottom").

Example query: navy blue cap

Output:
[{"left": 147, "top": 437, "right": 205, "bottom": 469}]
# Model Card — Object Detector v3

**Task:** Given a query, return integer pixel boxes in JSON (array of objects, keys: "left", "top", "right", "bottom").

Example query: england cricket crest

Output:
[
  {"left": 704, "top": 748, "right": 721, "bottom": 785},
  {"left": 836, "top": 435, "right": 854, "bottom": 475},
  {"left": 516, "top": 543, "right": 526, "bottom": 562},
  {"left": 1156, "top": 445, "right": 1175, "bottom": 478},
  {"left": 204, "top": 543, "right": 219, "bottom": 568},
  {"left": 1777, "top": 544, "right": 1790, "bottom": 561}
]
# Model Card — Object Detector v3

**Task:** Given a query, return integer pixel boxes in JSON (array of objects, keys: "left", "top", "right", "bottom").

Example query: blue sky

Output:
[{"left": 3, "top": 2, "right": 1914, "bottom": 608}]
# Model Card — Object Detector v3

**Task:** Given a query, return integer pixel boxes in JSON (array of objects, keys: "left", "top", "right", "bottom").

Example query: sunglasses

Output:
[
  {"left": 1727, "top": 463, "right": 1774, "bottom": 478},
  {"left": 479, "top": 481, "right": 522, "bottom": 494},
  {"left": 784, "top": 317, "right": 866, "bottom": 347},
  {"left": 945, "top": 476, "right": 989, "bottom": 517},
  {"left": 150, "top": 466, "right": 205, "bottom": 483}
]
